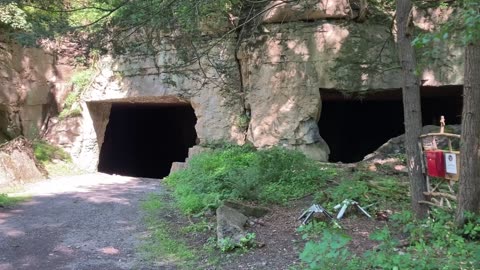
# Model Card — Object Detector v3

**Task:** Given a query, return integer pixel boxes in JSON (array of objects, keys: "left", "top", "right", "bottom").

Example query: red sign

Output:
[{"left": 426, "top": 151, "right": 446, "bottom": 177}]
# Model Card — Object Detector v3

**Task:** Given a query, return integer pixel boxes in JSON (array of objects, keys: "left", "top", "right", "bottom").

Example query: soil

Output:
[{"left": 156, "top": 194, "right": 393, "bottom": 270}]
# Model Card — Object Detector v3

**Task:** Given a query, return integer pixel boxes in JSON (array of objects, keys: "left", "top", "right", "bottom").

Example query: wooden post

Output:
[{"left": 440, "top": 115, "right": 445, "bottom": 133}]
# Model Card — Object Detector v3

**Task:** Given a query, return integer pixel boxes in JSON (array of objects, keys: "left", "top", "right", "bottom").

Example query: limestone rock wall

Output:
[
  {"left": 77, "top": 36, "right": 246, "bottom": 170},
  {"left": 236, "top": 6, "right": 463, "bottom": 161},
  {"left": 0, "top": 37, "right": 74, "bottom": 142},
  {"left": 78, "top": 2, "right": 464, "bottom": 170},
  {"left": 0, "top": 1, "right": 460, "bottom": 172},
  {"left": 0, "top": 40, "right": 52, "bottom": 141}
]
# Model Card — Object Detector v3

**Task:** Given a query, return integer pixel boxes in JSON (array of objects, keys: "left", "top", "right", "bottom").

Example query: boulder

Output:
[
  {"left": 0, "top": 137, "right": 46, "bottom": 187},
  {"left": 223, "top": 200, "right": 270, "bottom": 218},
  {"left": 169, "top": 162, "right": 186, "bottom": 174},
  {"left": 216, "top": 205, "right": 248, "bottom": 246},
  {"left": 363, "top": 125, "right": 461, "bottom": 161}
]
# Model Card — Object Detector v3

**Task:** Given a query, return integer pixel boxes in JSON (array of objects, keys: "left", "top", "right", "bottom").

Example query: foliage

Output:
[
  {"left": 1, "top": 0, "right": 243, "bottom": 50},
  {"left": 140, "top": 194, "right": 196, "bottom": 264},
  {"left": 218, "top": 237, "right": 237, "bottom": 253},
  {"left": 0, "top": 2, "right": 30, "bottom": 30},
  {"left": 299, "top": 210, "right": 480, "bottom": 270},
  {"left": 238, "top": 232, "right": 256, "bottom": 250},
  {"left": 59, "top": 68, "right": 93, "bottom": 119},
  {"left": 297, "top": 221, "right": 330, "bottom": 240},
  {"left": 0, "top": 193, "right": 27, "bottom": 207},
  {"left": 165, "top": 145, "right": 338, "bottom": 214},
  {"left": 236, "top": 113, "right": 250, "bottom": 130},
  {"left": 218, "top": 233, "right": 256, "bottom": 252},
  {"left": 462, "top": 212, "right": 480, "bottom": 240},
  {"left": 413, "top": 0, "right": 480, "bottom": 71},
  {"left": 71, "top": 68, "right": 94, "bottom": 88},
  {"left": 299, "top": 229, "right": 359, "bottom": 270},
  {"left": 33, "top": 140, "right": 71, "bottom": 163},
  {"left": 317, "top": 171, "right": 409, "bottom": 211},
  {"left": 43, "top": 161, "right": 84, "bottom": 177}
]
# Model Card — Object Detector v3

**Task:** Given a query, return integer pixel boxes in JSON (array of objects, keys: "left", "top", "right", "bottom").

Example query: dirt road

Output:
[{"left": 0, "top": 174, "right": 161, "bottom": 270}]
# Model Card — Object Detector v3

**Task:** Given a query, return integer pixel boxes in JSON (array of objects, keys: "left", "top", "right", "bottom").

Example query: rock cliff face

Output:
[
  {"left": 0, "top": 1, "right": 465, "bottom": 172},
  {"left": 0, "top": 36, "right": 74, "bottom": 143}
]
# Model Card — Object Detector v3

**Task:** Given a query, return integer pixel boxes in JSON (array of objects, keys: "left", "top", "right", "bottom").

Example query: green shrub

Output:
[
  {"left": 58, "top": 68, "right": 94, "bottom": 119},
  {"left": 33, "top": 140, "right": 71, "bottom": 163},
  {"left": 70, "top": 68, "right": 94, "bottom": 90},
  {"left": 166, "top": 145, "right": 337, "bottom": 214},
  {"left": 318, "top": 171, "right": 409, "bottom": 210},
  {"left": 298, "top": 210, "right": 480, "bottom": 270},
  {"left": 299, "top": 229, "right": 359, "bottom": 270},
  {"left": 0, "top": 194, "right": 27, "bottom": 207}
]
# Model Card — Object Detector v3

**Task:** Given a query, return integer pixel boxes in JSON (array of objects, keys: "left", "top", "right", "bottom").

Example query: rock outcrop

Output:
[
  {"left": 216, "top": 205, "right": 248, "bottom": 247},
  {"left": 0, "top": 3, "right": 466, "bottom": 172},
  {"left": 0, "top": 36, "right": 74, "bottom": 143},
  {"left": 0, "top": 137, "right": 45, "bottom": 186},
  {"left": 364, "top": 125, "right": 461, "bottom": 162}
]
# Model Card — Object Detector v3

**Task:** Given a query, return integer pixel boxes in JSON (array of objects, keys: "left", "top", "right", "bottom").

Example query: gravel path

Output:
[{"left": 0, "top": 174, "right": 162, "bottom": 270}]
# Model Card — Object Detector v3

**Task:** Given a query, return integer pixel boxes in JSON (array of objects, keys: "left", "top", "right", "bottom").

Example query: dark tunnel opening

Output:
[
  {"left": 319, "top": 86, "right": 463, "bottom": 163},
  {"left": 98, "top": 103, "right": 197, "bottom": 178}
]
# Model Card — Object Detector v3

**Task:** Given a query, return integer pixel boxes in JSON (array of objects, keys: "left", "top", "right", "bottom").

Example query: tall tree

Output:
[
  {"left": 412, "top": 0, "right": 480, "bottom": 224},
  {"left": 456, "top": 42, "right": 480, "bottom": 225},
  {"left": 396, "top": 0, "right": 428, "bottom": 219},
  {"left": 455, "top": 1, "right": 480, "bottom": 226}
]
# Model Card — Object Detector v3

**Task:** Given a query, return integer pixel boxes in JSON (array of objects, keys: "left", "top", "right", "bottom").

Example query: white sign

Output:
[{"left": 445, "top": 153, "right": 457, "bottom": 174}]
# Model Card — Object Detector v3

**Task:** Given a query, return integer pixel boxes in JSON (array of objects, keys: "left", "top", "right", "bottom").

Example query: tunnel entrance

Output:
[
  {"left": 98, "top": 103, "right": 197, "bottom": 178},
  {"left": 319, "top": 86, "right": 463, "bottom": 163}
]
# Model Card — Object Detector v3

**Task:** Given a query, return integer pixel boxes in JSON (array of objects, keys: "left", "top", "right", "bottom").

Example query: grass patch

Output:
[
  {"left": 58, "top": 68, "right": 94, "bottom": 119},
  {"left": 315, "top": 170, "right": 410, "bottom": 211},
  {"left": 165, "top": 145, "right": 339, "bottom": 215},
  {"left": 0, "top": 193, "right": 28, "bottom": 207},
  {"left": 298, "top": 209, "right": 480, "bottom": 270},
  {"left": 140, "top": 194, "right": 196, "bottom": 266},
  {"left": 44, "top": 162, "right": 85, "bottom": 177},
  {"left": 33, "top": 140, "right": 71, "bottom": 163},
  {"left": 32, "top": 140, "right": 84, "bottom": 177}
]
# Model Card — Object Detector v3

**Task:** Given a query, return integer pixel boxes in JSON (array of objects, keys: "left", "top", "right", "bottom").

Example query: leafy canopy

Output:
[{"left": 0, "top": 0, "right": 242, "bottom": 46}]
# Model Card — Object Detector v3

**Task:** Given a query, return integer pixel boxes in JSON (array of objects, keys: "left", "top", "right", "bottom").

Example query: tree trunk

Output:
[
  {"left": 456, "top": 43, "right": 480, "bottom": 226},
  {"left": 396, "top": 0, "right": 428, "bottom": 219}
]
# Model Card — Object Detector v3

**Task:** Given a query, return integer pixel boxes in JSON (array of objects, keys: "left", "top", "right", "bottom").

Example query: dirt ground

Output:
[
  {"left": 1, "top": 173, "right": 394, "bottom": 270},
  {"left": 0, "top": 174, "right": 161, "bottom": 270},
  {"left": 153, "top": 191, "right": 392, "bottom": 270}
]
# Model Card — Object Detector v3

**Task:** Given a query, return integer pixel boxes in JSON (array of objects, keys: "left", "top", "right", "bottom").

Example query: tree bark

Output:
[
  {"left": 456, "top": 43, "right": 480, "bottom": 226},
  {"left": 396, "top": 0, "right": 428, "bottom": 219}
]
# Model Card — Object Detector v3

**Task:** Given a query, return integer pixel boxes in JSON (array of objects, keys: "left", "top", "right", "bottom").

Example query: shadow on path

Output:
[{"left": 0, "top": 174, "right": 162, "bottom": 270}]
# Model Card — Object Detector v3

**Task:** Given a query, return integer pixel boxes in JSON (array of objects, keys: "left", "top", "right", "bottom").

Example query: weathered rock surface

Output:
[
  {"left": 216, "top": 205, "right": 248, "bottom": 246},
  {"left": 0, "top": 36, "right": 74, "bottom": 142},
  {"left": 262, "top": 0, "right": 350, "bottom": 23},
  {"left": 76, "top": 37, "right": 246, "bottom": 170},
  {"left": 0, "top": 138, "right": 45, "bottom": 187},
  {"left": 169, "top": 162, "right": 186, "bottom": 174},
  {"left": 223, "top": 200, "right": 270, "bottom": 218},
  {"left": 364, "top": 125, "right": 461, "bottom": 162},
  {"left": 44, "top": 116, "right": 83, "bottom": 154},
  {"left": 0, "top": 5, "right": 466, "bottom": 172}
]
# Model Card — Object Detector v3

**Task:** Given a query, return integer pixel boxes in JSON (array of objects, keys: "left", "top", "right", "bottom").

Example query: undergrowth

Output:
[
  {"left": 140, "top": 194, "right": 196, "bottom": 266},
  {"left": 316, "top": 170, "right": 410, "bottom": 211},
  {"left": 0, "top": 193, "right": 28, "bottom": 207},
  {"left": 33, "top": 140, "right": 71, "bottom": 163},
  {"left": 165, "top": 145, "right": 339, "bottom": 214},
  {"left": 298, "top": 209, "right": 480, "bottom": 270},
  {"left": 59, "top": 68, "right": 94, "bottom": 119},
  {"left": 32, "top": 140, "right": 83, "bottom": 177}
]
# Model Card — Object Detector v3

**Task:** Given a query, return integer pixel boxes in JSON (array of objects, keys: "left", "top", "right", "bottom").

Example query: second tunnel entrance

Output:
[
  {"left": 319, "top": 86, "right": 463, "bottom": 163},
  {"left": 98, "top": 102, "right": 197, "bottom": 179}
]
